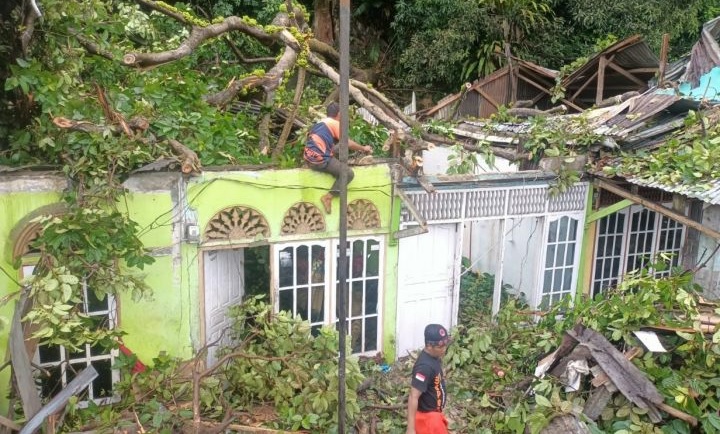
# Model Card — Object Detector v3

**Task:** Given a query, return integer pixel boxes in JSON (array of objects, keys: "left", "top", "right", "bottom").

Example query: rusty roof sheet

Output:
[{"left": 668, "top": 16, "right": 720, "bottom": 86}]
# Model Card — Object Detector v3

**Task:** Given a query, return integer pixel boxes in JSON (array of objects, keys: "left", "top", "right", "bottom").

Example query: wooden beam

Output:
[
  {"left": 0, "top": 414, "right": 22, "bottom": 431},
  {"left": 658, "top": 34, "right": 670, "bottom": 84},
  {"left": 474, "top": 87, "right": 501, "bottom": 109},
  {"left": 596, "top": 55, "right": 607, "bottom": 105},
  {"left": 606, "top": 62, "right": 647, "bottom": 87},
  {"left": 594, "top": 179, "right": 720, "bottom": 240},
  {"left": 518, "top": 75, "right": 584, "bottom": 112},
  {"left": 10, "top": 293, "right": 42, "bottom": 421},
  {"left": 586, "top": 199, "right": 634, "bottom": 223},
  {"left": 20, "top": 366, "right": 98, "bottom": 434},
  {"left": 570, "top": 70, "right": 598, "bottom": 102}
]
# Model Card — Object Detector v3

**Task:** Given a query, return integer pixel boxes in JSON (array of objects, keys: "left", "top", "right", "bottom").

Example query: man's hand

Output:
[{"left": 362, "top": 145, "right": 373, "bottom": 153}]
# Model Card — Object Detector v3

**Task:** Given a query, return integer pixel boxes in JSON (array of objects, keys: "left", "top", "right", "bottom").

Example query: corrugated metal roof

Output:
[{"left": 593, "top": 168, "right": 720, "bottom": 205}]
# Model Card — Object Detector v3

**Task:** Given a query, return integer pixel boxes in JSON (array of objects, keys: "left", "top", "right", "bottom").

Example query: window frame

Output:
[
  {"left": 273, "top": 236, "right": 384, "bottom": 356},
  {"left": 591, "top": 204, "right": 686, "bottom": 296},
  {"left": 536, "top": 214, "right": 583, "bottom": 310},
  {"left": 22, "top": 263, "right": 120, "bottom": 407}
]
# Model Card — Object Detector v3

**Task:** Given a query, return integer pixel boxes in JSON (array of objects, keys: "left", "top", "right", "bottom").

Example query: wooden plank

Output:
[
  {"left": 596, "top": 55, "right": 607, "bottom": 105},
  {"left": 474, "top": 87, "right": 501, "bottom": 110},
  {"left": 20, "top": 366, "right": 98, "bottom": 434},
  {"left": 583, "top": 386, "right": 613, "bottom": 421},
  {"left": 517, "top": 75, "right": 584, "bottom": 112},
  {"left": 10, "top": 293, "right": 42, "bottom": 420},
  {"left": 591, "top": 347, "right": 641, "bottom": 387},
  {"left": 567, "top": 326, "right": 664, "bottom": 413},
  {"left": 0, "top": 414, "right": 22, "bottom": 431},
  {"left": 594, "top": 179, "right": 720, "bottom": 241},
  {"left": 606, "top": 62, "right": 647, "bottom": 87}
]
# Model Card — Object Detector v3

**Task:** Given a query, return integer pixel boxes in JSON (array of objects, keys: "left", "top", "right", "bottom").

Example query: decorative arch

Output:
[
  {"left": 281, "top": 202, "right": 325, "bottom": 235},
  {"left": 10, "top": 203, "right": 68, "bottom": 262},
  {"left": 204, "top": 206, "right": 270, "bottom": 241},
  {"left": 347, "top": 199, "right": 381, "bottom": 230}
]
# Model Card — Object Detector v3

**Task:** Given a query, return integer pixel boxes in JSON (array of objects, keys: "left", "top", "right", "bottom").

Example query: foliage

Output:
[
  {"left": 223, "top": 296, "right": 364, "bottom": 431},
  {"left": 61, "top": 296, "right": 365, "bottom": 432},
  {"left": 354, "top": 261, "right": 720, "bottom": 434},
  {"left": 604, "top": 110, "right": 720, "bottom": 191}
]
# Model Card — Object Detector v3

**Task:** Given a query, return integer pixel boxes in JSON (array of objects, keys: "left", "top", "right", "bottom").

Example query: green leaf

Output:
[{"left": 534, "top": 394, "right": 551, "bottom": 407}]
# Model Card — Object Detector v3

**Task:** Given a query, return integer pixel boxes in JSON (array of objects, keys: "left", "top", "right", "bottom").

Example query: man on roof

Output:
[{"left": 303, "top": 102, "right": 373, "bottom": 214}]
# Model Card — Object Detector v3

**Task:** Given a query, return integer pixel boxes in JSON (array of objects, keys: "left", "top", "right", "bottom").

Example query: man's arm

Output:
[
  {"left": 406, "top": 386, "right": 422, "bottom": 434},
  {"left": 349, "top": 139, "right": 372, "bottom": 153}
]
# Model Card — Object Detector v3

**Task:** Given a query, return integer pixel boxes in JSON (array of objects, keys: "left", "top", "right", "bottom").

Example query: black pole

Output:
[{"left": 337, "top": 0, "right": 350, "bottom": 432}]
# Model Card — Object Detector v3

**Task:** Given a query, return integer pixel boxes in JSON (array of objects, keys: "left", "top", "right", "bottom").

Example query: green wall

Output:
[
  {"left": 0, "top": 165, "right": 399, "bottom": 413},
  {"left": 0, "top": 183, "right": 66, "bottom": 415}
]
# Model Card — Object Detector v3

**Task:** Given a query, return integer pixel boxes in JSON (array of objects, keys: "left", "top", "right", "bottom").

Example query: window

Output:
[
  {"left": 341, "top": 238, "right": 381, "bottom": 354},
  {"left": 23, "top": 265, "right": 118, "bottom": 405},
  {"left": 592, "top": 206, "right": 685, "bottom": 296},
  {"left": 540, "top": 216, "right": 580, "bottom": 309},
  {"left": 275, "top": 237, "right": 383, "bottom": 355}
]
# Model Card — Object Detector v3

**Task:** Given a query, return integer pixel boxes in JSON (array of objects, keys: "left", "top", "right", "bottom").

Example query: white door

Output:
[
  {"left": 396, "top": 224, "right": 459, "bottom": 358},
  {"left": 204, "top": 248, "right": 245, "bottom": 364}
]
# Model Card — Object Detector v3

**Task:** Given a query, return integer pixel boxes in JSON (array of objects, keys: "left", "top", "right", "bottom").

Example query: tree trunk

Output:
[{"left": 313, "top": 0, "right": 335, "bottom": 45}]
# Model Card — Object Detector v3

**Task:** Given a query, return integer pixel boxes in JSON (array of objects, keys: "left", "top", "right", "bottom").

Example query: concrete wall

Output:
[
  {"left": 695, "top": 204, "right": 720, "bottom": 298},
  {"left": 0, "top": 165, "right": 395, "bottom": 412}
]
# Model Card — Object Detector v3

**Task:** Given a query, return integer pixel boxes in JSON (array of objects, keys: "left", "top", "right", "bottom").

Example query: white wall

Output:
[
  {"left": 422, "top": 146, "right": 517, "bottom": 176},
  {"left": 462, "top": 216, "right": 544, "bottom": 303},
  {"left": 696, "top": 204, "right": 720, "bottom": 298}
]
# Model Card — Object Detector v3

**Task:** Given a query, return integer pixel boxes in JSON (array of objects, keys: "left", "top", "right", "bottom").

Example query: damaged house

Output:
[{"left": 1, "top": 13, "right": 720, "bottom": 432}]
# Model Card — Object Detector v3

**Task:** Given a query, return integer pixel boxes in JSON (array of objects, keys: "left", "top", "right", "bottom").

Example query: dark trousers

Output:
[{"left": 310, "top": 157, "right": 355, "bottom": 196}]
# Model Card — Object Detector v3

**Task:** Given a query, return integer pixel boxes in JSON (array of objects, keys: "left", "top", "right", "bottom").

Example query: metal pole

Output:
[{"left": 337, "top": 0, "right": 350, "bottom": 432}]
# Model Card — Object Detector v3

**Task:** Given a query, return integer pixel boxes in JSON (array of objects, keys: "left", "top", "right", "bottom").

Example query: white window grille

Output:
[
  {"left": 274, "top": 236, "right": 384, "bottom": 355},
  {"left": 591, "top": 206, "right": 685, "bottom": 296},
  {"left": 539, "top": 216, "right": 580, "bottom": 309},
  {"left": 23, "top": 265, "right": 118, "bottom": 405}
]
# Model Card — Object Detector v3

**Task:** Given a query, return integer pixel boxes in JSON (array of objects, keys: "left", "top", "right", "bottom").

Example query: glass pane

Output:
[
  {"left": 545, "top": 245, "right": 556, "bottom": 268},
  {"left": 548, "top": 220, "right": 558, "bottom": 242},
  {"left": 540, "top": 295, "right": 550, "bottom": 309},
  {"left": 352, "top": 241, "right": 364, "bottom": 278},
  {"left": 92, "top": 359, "right": 113, "bottom": 398},
  {"left": 311, "top": 246, "right": 325, "bottom": 284},
  {"left": 613, "top": 235, "right": 623, "bottom": 255},
  {"left": 366, "top": 279, "right": 378, "bottom": 315},
  {"left": 296, "top": 245, "right": 309, "bottom": 285},
  {"left": 310, "top": 286, "right": 325, "bottom": 322},
  {"left": 39, "top": 365, "right": 63, "bottom": 399},
  {"left": 279, "top": 289, "right": 293, "bottom": 313},
  {"left": 364, "top": 317, "right": 377, "bottom": 352},
  {"left": 596, "top": 237, "right": 606, "bottom": 256},
  {"left": 38, "top": 344, "right": 61, "bottom": 364},
  {"left": 565, "top": 244, "right": 575, "bottom": 265},
  {"left": 86, "top": 289, "right": 108, "bottom": 313},
  {"left": 555, "top": 244, "right": 566, "bottom": 266},
  {"left": 311, "top": 324, "right": 322, "bottom": 337},
  {"left": 562, "top": 268, "right": 572, "bottom": 290},
  {"left": 350, "top": 320, "right": 362, "bottom": 353},
  {"left": 278, "top": 248, "right": 294, "bottom": 287},
  {"left": 543, "top": 270, "right": 552, "bottom": 292},
  {"left": 568, "top": 219, "right": 578, "bottom": 241},
  {"left": 553, "top": 269, "right": 563, "bottom": 291},
  {"left": 90, "top": 341, "right": 110, "bottom": 357},
  {"left": 68, "top": 345, "right": 88, "bottom": 361},
  {"left": 297, "top": 287, "right": 309, "bottom": 320},
  {"left": 594, "top": 261, "right": 602, "bottom": 279},
  {"left": 352, "top": 281, "right": 363, "bottom": 316},
  {"left": 366, "top": 239, "right": 380, "bottom": 276},
  {"left": 558, "top": 218, "right": 568, "bottom": 242}
]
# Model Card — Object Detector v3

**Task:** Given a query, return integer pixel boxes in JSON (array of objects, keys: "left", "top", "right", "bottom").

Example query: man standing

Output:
[
  {"left": 406, "top": 324, "right": 451, "bottom": 434},
  {"left": 303, "top": 102, "right": 373, "bottom": 214}
]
